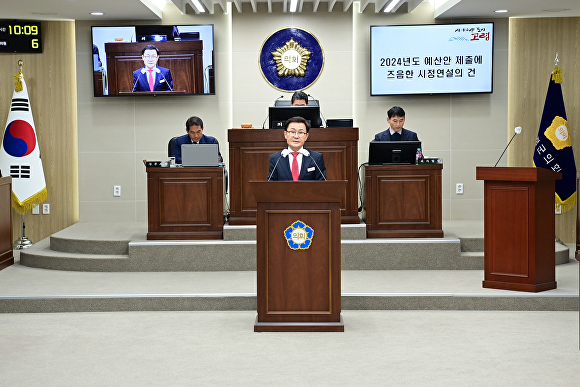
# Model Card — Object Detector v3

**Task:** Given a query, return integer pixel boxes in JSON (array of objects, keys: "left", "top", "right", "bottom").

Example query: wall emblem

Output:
[
  {"left": 284, "top": 220, "right": 314, "bottom": 250},
  {"left": 260, "top": 28, "right": 324, "bottom": 92}
]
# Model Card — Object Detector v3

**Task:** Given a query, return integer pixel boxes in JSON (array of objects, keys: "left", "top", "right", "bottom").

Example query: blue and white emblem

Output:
[
  {"left": 284, "top": 220, "right": 314, "bottom": 250},
  {"left": 260, "top": 28, "right": 324, "bottom": 92}
]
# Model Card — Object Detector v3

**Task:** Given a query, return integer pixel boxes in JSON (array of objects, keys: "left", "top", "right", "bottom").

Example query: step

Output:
[{"left": 0, "top": 264, "right": 577, "bottom": 313}]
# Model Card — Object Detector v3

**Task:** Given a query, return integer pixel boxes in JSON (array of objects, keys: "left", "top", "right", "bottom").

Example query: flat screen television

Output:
[
  {"left": 370, "top": 23, "right": 494, "bottom": 96},
  {"left": 269, "top": 106, "right": 321, "bottom": 129},
  {"left": 91, "top": 24, "right": 214, "bottom": 97},
  {"left": 368, "top": 141, "right": 422, "bottom": 165}
]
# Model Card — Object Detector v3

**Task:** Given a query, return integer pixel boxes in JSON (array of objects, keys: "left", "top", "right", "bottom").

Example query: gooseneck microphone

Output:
[
  {"left": 132, "top": 68, "right": 146, "bottom": 92},
  {"left": 267, "top": 149, "right": 291, "bottom": 181},
  {"left": 262, "top": 95, "right": 285, "bottom": 129},
  {"left": 156, "top": 68, "right": 173, "bottom": 92},
  {"left": 301, "top": 148, "right": 327, "bottom": 180},
  {"left": 307, "top": 93, "right": 327, "bottom": 127},
  {"left": 494, "top": 126, "right": 522, "bottom": 167}
]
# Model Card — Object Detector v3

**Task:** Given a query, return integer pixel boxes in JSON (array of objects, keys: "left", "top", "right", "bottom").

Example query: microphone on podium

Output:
[
  {"left": 494, "top": 126, "right": 522, "bottom": 167},
  {"left": 267, "top": 149, "right": 291, "bottom": 181},
  {"left": 300, "top": 148, "right": 327, "bottom": 181}
]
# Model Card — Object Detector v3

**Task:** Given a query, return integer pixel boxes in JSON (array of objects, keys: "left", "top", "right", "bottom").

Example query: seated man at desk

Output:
[
  {"left": 174, "top": 116, "right": 222, "bottom": 164},
  {"left": 268, "top": 116, "right": 326, "bottom": 181},
  {"left": 291, "top": 91, "right": 309, "bottom": 106},
  {"left": 373, "top": 106, "right": 419, "bottom": 141},
  {"left": 132, "top": 44, "right": 173, "bottom": 92}
]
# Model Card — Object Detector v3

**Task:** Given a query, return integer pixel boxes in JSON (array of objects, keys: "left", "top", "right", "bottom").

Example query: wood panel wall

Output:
[
  {"left": 0, "top": 21, "right": 78, "bottom": 244},
  {"left": 508, "top": 17, "right": 580, "bottom": 243}
]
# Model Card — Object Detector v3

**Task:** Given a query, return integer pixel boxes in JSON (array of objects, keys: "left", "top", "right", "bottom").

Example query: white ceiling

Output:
[{"left": 0, "top": 0, "right": 579, "bottom": 20}]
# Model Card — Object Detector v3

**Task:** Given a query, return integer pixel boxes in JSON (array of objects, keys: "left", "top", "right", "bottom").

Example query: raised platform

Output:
[{"left": 1, "top": 221, "right": 576, "bottom": 313}]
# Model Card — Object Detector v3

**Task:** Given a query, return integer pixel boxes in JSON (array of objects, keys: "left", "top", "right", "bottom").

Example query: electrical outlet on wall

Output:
[
  {"left": 114, "top": 186, "right": 121, "bottom": 197},
  {"left": 42, "top": 203, "right": 50, "bottom": 214},
  {"left": 32, "top": 205, "right": 40, "bottom": 215},
  {"left": 456, "top": 183, "right": 464, "bottom": 195}
]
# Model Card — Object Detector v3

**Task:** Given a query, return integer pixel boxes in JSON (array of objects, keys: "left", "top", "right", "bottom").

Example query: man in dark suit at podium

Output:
[
  {"left": 373, "top": 106, "right": 419, "bottom": 141},
  {"left": 174, "top": 116, "right": 222, "bottom": 164},
  {"left": 132, "top": 45, "right": 173, "bottom": 92},
  {"left": 268, "top": 116, "right": 326, "bottom": 181}
]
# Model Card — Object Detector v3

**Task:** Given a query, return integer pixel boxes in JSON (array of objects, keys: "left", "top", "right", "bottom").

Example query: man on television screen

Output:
[
  {"left": 373, "top": 106, "right": 419, "bottom": 141},
  {"left": 268, "top": 116, "right": 326, "bottom": 181},
  {"left": 174, "top": 116, "right": 222, "bottom": 164},
  {"left": 132, "top": 44, "right": 174, "bottom": 92}
]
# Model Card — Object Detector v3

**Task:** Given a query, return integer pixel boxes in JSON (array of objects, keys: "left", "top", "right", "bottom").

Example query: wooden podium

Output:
[
  {"left": 0, "top": 177, "right": 13, "bottom": 271},
  {"left": 365, "top": 164, "right": 443, "bottom": 238},
  {"left": 476, "top": 167, "right": 562, "bottom": 292},
  {"left": 251, "top": 181, "right": 346, "bottom": 332},
  {"left": 146, "top": 166, "right": 224, "bottom": 240}
]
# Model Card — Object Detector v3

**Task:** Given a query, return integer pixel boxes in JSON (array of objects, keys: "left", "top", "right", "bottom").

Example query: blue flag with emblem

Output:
[{"left": 532, "top": 65, "right": 576, "bottom": 213}]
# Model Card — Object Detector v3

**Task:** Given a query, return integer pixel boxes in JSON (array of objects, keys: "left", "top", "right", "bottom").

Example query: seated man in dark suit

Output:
[
  {"left": 132, "top": 44, "right": 173, "bottom": 92},
  {"left": 373, "top": 106, "right": 419, "bottom": 141},
  {"left": 291, "top": 90, "right": 309, "bottom": 106},
  {"left": 174, "top": 116, "right": 222, "bottom": 164},
  {"left": 268, "top": 116, "right": 326, "bottom": 181}
]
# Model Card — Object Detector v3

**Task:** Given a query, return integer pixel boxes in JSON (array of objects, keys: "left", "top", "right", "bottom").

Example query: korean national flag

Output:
[{"left": 0, "top": 75, "right": 47, "bottom": 214}]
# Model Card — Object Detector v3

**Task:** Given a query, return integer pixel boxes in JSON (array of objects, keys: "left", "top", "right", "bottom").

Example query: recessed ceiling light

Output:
[
  {"left": 91, "top": 12, "right": 104, "bottom": 16},
  {"left": 543, "top": 8, "right": 570, "bottom": 12},
  {"left": 495, "top": 10, "right": 508, "bottom": 13}
]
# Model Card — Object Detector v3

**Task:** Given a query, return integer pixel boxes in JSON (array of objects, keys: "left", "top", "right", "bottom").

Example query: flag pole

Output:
[{"left": 13, "top": 213, "right": 33, "bottom": 250}]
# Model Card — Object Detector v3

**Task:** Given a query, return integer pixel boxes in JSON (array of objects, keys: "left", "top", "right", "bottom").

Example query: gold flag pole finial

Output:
[
  {"left": 12, "top": 60, "right": 24, "bottom": 92},
  {"left": 552, "top": 53, "right": 562, "bottom": 84}
]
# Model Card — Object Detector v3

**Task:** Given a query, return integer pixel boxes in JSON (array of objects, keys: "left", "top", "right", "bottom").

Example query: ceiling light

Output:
[
  {"left": 191, "top": 0, "right": 205, "bottom": 13},
  {"left": 91, "top": 12, "right": 104, "bottom": 16},
  {"left": 290, "top": 0, "right": 298, "bottom": 12},
  {"left": 543, "top": 8, "right": 570, "bottom": 12},
  {"left": 495, "top": 10, "right": 508, "bottom": 13},
  {"left": 384, "top": 0, "right": 402, "bottom": 13}
]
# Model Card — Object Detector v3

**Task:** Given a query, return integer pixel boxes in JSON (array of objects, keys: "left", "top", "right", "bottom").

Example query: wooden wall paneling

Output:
[
  {"left": 0, "top": 21, "right": 79, "bottom": 244},
  {"left": 508, "top": 17, "right": 580, "bottom": 243}
]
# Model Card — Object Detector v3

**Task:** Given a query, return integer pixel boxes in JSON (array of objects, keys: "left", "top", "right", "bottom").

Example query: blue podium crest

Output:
[
  {"left": 284, "top": 220, "right": 314, "bottom": 250},
  {"left": 260, "top": 28, "right": 324, "bottom": 92}
]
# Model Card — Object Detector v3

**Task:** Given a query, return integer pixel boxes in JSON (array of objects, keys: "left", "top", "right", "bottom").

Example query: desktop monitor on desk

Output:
[
  {"left": 269, "top": 106, "right": 321, "bottom": 129},
  {"left": 368, "top": 141, "right": 421, "bottom": 165}
]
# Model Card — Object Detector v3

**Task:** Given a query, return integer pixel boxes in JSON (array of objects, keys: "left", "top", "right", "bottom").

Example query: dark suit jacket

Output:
[
  {"left": 268, "top": 149, "right": 326, "bottom": 181},
  {"left": 132, "top": 66, "right": 173, "bottom": 92},
  {"left": 174, "top": 133, "right": 221, "bottom": 164},
  {"left": 373, "top": 128, "right": 419, "bottom": 142}
]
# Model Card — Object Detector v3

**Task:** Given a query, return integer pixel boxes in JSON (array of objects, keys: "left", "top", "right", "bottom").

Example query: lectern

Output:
[
  {"left": 0, "top": 177, "right": 13, "bottom": 271},
  {"left": 476, "top": 167, "right": 561, "bottom": 292},
  {"left": 251, "top": 181, "right": 346, "bottom": 332}
]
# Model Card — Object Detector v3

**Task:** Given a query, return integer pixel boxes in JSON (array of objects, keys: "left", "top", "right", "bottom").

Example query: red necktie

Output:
[
  {"left": 148, "top": 70, "right": 154, "bottom": 91},
  {"left": 291, "top": 152, "right": 299, "bottom": 181}
]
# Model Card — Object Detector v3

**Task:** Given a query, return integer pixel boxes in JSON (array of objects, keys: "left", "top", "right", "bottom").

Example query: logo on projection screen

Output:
[{"left": 260, "top": 28, "right": 324, "bottom": 92}]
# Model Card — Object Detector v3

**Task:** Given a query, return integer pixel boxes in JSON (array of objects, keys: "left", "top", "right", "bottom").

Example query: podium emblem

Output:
[{"left": 284, "top": 220, "right": 313, "bottom": 250}]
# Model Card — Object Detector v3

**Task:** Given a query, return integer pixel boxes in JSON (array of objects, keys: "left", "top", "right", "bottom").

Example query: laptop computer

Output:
[{"left": 181, "top": 143, "right": 219, "bottom": 167}]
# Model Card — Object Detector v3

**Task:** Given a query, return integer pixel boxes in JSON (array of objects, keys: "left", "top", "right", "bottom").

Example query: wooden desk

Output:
[
  {"left": 0, "top": 177, "right": 13, "bottom": 271},
  {"left": 365, "top": 164, "right": 443, "bottom": 238},
  {"left": 228, "top": 128, "right": 359, "bottom": 225},
  {"left": 104, "top": 41, "right": 205, "bottom": 95},
  {"left": 146, "top": 167, "right": 223, "bottom": 240}
]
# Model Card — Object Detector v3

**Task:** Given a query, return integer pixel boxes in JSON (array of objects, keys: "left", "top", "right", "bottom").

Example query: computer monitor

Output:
[
  {"left": 274, "top": 99, "right": 319, "bottom": 107},
  {"left": 269, "top": 106, "right": 321, "bottom": 129},
  {"left": 368, "top": 141, "right": 422, "bottom": 165}
]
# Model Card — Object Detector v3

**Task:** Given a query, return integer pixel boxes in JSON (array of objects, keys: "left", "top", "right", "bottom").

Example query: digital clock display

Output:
[{"left": 0, "top": 21, "right": 42, "bottom": 53}]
